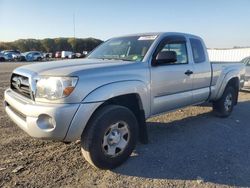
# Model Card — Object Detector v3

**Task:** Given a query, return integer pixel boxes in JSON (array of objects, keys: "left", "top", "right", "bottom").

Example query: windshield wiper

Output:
[
  {"left": 89, "top": 57, "right": 135, "bottom": 62},
  {"left": 95, "top": 57, "right": 133, "bottom": 61}
]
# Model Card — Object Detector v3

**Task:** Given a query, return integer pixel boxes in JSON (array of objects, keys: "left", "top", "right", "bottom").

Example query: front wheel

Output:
[
  {"left": 81, "top": 105, "right": 138, "bottom": 169},
  {"left": 213, "top": 86, "right": 236, "bottom": 117}
]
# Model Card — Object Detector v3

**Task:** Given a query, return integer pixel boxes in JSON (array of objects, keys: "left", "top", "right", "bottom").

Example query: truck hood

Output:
[
  {"left": 13, "top": 58, "right": 149, "bottom": 105},
  {"left": 14, "top": 58, "right": 135, "bottom": 76}
]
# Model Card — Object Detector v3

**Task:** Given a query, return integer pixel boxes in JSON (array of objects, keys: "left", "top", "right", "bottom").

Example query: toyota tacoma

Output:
[{"left": 4, "top": 32, "right": 245, "bottom": 169}]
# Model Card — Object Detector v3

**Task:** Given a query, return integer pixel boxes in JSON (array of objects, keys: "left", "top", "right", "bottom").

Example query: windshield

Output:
[{"left": 88, "top": 35, "right": 157, "bottom": 62}]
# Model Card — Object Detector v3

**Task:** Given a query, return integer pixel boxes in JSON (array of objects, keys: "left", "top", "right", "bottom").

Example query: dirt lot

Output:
[{"left": 0, "top": 63, "right": 250, "bottom": 188}]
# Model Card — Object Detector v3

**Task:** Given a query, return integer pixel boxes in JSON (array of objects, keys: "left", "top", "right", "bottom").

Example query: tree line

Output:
[{"left": 0, "top": 37, "right": 103, "bottom": 53}]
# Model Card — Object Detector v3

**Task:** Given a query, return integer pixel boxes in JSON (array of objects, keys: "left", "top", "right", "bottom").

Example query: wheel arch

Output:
[
  {"left": 83, "top": 93, "right": 149, "bottom": 144},
  {"left": 215, "top": 76, "right": 239, "bottom": 104},
  {"left": 214, "top": 70, "right": 240, "bottom": 101},
  {"left": 64, "top": 81, "right": 150, "bottom": 143},
  {"left": 83, "top": 80, "right": 150, "bottom": 117}
]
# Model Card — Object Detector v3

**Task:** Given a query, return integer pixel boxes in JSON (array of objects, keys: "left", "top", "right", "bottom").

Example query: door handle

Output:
[{"left": 185, "top": 70, "right": 193, "bottom": 76}]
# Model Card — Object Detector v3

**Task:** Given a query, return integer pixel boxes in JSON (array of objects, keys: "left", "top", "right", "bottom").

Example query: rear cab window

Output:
[{"left": 190, "top": 38, "right": 206, "bottom": 63}]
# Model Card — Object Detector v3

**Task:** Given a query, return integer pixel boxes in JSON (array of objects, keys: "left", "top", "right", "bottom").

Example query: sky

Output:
[{"left": 0, "top": 0, "right": 250, "bottom": 48}]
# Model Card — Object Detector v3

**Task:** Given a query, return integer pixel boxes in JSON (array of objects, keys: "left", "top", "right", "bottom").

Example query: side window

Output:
[
  {"left": 159, "top": 42, "right": 188, "bottom": 64},
  {"left": 190, "top": 38, "right": 206, "bottom": 63}
]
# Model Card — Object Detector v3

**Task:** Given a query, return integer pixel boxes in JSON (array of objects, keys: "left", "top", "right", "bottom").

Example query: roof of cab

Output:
[{"left": 115, "top": 32, "right": 201, "bottom": 39}]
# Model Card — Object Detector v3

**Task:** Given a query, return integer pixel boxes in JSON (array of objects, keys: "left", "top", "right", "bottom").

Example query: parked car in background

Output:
[
  {"left": 61, "top": 51, "right": 74, "bottom": 58},
  {"left": 2, "top": 50, "right": 21, "bottom": 60},
  {"left": 21, "top": 51, "right": 43, "bottom": 62},
  {"left": 69, "top": 52, "right": 76, "bottom": 59},
  {"left": 0, "top": 51, "right": 13, "bottom": 61},
  {"left": 82, "top": 51, "right": 88, "bottom": 56},
  {"left": 55, "top": 51, "right": 61, "bottom": 58},
  {"left": 43, "top": 52, "right": 53, "bottom": 59},
  {"left": 241, "top": 56, "right": 250, "bottom": 89},
  {"left": 0, "top": 52, "right": 6, "bottom": 61},
  {"left": 75, "top": 53, "right": 82, "bottom": 58},
  {"left": 82, "top": 51, "right": 88, "bottom": 58}
]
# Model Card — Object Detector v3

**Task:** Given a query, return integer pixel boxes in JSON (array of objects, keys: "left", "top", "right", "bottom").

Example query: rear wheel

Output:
[
  {"left": 213, "top": 86, "right": 236, "bottom": 117},
  {"left": 81, "top": 105, "right": 138, "bottom": 169}
]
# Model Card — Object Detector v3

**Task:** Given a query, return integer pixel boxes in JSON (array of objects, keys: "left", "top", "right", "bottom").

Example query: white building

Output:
[{"left": 208, "top": 48, "right": 250, "bottom": 62}]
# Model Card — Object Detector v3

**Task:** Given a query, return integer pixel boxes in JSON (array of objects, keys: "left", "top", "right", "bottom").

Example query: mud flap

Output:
[{"left": 138, "top": 110, "right": 148, "bottom": 144}]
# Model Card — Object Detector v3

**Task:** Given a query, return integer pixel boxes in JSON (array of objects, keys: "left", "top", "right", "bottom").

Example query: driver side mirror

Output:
[{"left": 155, "top": 51, "right": 177, "bottom": 65}]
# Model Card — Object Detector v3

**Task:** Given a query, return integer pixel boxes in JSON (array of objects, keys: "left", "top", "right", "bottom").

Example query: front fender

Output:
[
  {"left": 83, "top": 80, "right": 150, "bottom": 117},
  {"left": 64, "top": 80, "right": 150, "bottom": 141}
]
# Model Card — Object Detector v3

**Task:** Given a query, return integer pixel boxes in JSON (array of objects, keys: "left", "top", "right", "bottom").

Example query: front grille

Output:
[{"left": 11, "top": 73, "right": 32, "bottom": 100}]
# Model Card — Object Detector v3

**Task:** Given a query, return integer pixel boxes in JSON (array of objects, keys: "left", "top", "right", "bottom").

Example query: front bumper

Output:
[{"left": 4, "top": 88, "right": 80, "bottom": 140}]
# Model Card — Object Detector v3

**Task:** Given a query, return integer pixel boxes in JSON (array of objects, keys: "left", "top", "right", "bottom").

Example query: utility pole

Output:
[
  {"left": 73, "top": 12, "right": 75, "bottom": 39},
  {"left": 73, "top": 12, "right": 76, "bottom": 52}
]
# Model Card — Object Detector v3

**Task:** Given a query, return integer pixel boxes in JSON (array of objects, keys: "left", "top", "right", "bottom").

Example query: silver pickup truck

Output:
[{"left": 4, "top": 32, "right": 245, "bottom": 169}]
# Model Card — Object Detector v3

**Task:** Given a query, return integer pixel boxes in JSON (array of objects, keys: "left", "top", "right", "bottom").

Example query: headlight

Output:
[{"left": 36, "top": 77, "right": 78, "bottom": 100}]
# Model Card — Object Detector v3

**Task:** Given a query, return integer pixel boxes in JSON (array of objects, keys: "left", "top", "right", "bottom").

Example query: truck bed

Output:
[{"left": 210, "top": 61, "right": 245, "bottom": 99}]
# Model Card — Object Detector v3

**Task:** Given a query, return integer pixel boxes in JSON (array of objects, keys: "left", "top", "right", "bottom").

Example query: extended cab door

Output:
[
  {"left": 189, "top": 38, "right": 212, "bottom": 104},
  {"left": 150, "top": 35, "right": 194, "bottom": 115}
]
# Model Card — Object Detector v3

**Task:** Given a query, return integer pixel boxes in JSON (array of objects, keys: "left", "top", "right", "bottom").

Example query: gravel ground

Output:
[{"left": 0, "top": 63, "right": 250, "bottom": 188}]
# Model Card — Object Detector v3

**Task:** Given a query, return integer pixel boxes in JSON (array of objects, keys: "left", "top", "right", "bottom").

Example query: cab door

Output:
[{"left": 150, "top": 35, "right": 194, "bottom": 115}]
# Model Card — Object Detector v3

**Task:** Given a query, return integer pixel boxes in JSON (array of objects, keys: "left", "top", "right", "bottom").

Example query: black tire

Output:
[
  {"left": 213, "top": 86, "right": 236, "bottom": 117},
  {"left": 20, "top": 56, "right": 26, "bottom": 61},
  {"left": 81, "top": 105, "right": 138, "bottom": 169},
  {"left": 0, "top": 57, "right": 5, "bottom": 62}
]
